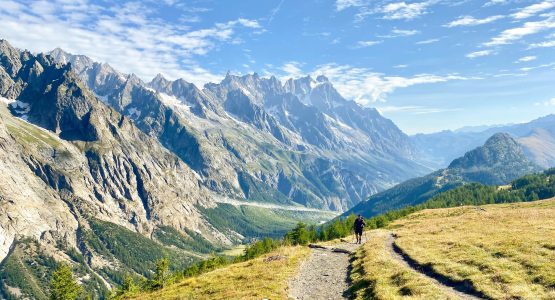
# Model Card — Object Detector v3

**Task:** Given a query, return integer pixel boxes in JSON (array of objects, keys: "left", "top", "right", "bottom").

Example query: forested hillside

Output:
[{"left": 345, "top": 132, "right": 540, "bottom": 218}]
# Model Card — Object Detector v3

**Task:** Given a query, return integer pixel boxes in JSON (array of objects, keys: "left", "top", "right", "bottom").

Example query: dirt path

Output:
[
  {"left": 288, "top": 240, "right": 361, "bottom": 300},
  {"left": 386, "top": 233, "right": 484, "bottom": 300}
]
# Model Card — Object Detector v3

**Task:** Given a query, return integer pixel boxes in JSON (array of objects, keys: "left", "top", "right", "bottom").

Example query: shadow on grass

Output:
[
  {"left": 392, "top": 241, "right": 491, "bottom": 300},
  {"left": 343, "top": 248, "right": 376, "bottom": 299}
]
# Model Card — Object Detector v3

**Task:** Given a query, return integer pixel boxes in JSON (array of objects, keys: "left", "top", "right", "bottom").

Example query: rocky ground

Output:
[{"left": 288, "top": 240, "right": 361, "bottom": 299}]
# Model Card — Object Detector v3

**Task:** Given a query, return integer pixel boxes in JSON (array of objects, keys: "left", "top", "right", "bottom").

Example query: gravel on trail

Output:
[{"left": 288, "top": 241, "right": 361, "bottom": 300}]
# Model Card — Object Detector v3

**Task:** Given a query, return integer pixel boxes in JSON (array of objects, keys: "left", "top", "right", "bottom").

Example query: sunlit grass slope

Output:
[
  {"left": 129, "top": 246, "right": 309, "bottom": 300},
  {"left": 349, "top": 230, "right": 452, "bottom": 300},
  {"left": 393, "top": 199, "right": 555, "bottom": 299}
]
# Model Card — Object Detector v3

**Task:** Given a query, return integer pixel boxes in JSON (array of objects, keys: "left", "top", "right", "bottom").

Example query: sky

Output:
[{"left": 1, "top": 0, "right": 555, "bottom": 134}]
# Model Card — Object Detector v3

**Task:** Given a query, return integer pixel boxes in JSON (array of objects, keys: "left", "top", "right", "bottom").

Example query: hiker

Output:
[{"left": 354, "top": 215, "right": 366, "bottom": 244}]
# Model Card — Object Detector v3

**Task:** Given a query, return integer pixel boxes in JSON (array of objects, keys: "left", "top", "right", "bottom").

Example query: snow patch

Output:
[
  {"left": 9, "top": 101, "right": 31, "bottom": 118},
  {"left": 266, "top": 105, "right": 280, "bottom": 116},
  {"left": 94, "top": 93, "right": 109, "bottom": 103},
  {"left": 127, "top": 107, "right": 141, "bottom": 118},
  {"left": 159, "top": 92, "right": 191, "bottom": 111},
  {"left": 323, "top": 113, "right": 352, "bottom": 130},
  {"left": 240, "top": 87, "right": 253, "bottom": 98},
  {"left": 0, "top": 96, "right": 15, "bottom": 106},
  {"left": 332, "top": 100, "right": 344, "bottom": 108}
]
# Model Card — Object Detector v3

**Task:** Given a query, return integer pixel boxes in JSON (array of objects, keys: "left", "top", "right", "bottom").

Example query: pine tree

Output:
[
  {"left": 151, "top": 257, "right": 171, "bottom": 290},
  {"left": 50, "top": 264, "right": 82, "bottom": 300}
]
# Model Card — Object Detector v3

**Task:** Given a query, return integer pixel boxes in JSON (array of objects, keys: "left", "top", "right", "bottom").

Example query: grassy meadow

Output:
[
  {"left": 349, "top": 230, "right": 455, "bottom": 300},
  {"left": 128, "top": 246, "right": 309, "bottom": 300},
  {"left": 393, "top": 199, "right": 555, "bottom": 299}
]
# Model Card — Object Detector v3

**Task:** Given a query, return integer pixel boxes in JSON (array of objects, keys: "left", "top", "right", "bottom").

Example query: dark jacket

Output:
[{"left": 354, "top": 218, "right": 366, "bottom": 231}]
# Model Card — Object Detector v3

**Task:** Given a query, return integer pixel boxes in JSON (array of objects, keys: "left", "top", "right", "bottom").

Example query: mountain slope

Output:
[
  {"left": 0, "top": 40, "right": 247, "bottom": 298},
  {"left": 345, "top": 133, "right": 541, "bottom": 217},
  {"left": 49, "top": 48, "right": 431, "bottom": 211}
]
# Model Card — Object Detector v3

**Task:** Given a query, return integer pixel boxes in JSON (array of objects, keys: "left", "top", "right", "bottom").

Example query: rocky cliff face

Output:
[
  {"left": 50, "top": 48, "right": 431, "bottom": 212},
  {"left": 0, "top": 40, "right": 236, "bottom": 264}
]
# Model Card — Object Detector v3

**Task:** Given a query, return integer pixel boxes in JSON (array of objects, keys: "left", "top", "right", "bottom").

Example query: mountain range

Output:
[
  {"left": 412, "top": 115, "right": 555, "bottom": 169},
  {"left": 345, "top": 132, "right": 541, "bottom": 218},
  {"left": 49, "top": 47, "right": 431, "bottom": 212}
]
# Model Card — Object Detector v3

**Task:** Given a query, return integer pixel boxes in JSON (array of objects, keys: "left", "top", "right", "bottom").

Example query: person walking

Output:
[{"left": 353, "top": 215, "right": 366, "bottom": 244}]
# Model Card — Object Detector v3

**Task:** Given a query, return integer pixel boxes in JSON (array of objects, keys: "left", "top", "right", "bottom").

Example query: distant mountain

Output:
[
  {"left": 50, "top": 48, "right": 431, "bottom": 211},
  {"left": 412, "top": 115, "right": 555, "bottom": 168},
  {"left": 344, "top": 133, "right": 541, "bottom": 218}
]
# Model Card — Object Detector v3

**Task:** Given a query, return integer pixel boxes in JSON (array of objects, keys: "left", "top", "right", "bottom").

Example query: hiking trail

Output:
[
  {"left": 288, "top": 232, "right": 484, "bottom": 300},
  {"left": 288, "top": 239, "right": 361, "bottom": 299}
]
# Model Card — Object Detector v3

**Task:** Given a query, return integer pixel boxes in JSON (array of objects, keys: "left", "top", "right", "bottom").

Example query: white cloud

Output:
[
  {"left": 512, "top": 1, "right": 555, "bottom": 20},
  {"left": 484, "top": 0, "right": 509, "bottom": 6},
  {"left": 528, "top": 40, "right": 555, "bottom": 48},
  {"left": 377, "top": 105, "right": 458, "bottom": 114},
  {"left": 336, "top": 0, "right": 364, "bottom": 11},
  {"left": 356, "top": 40, "right": 383, "bottom": 47},
  {"left": 309, "top": 64, "right": 470, "bottom": 104},
  {"left": 484, "top": 17, "right": 555, "bottom": 46},
  {"left": 466, "top": 50, "right": 494, "bottom": 58},
  {"left": 393, "top": 64, "right": 408, "bottom": 68},
  {"left": 538, "top": 97, "right": 555, "bottom": 106},
  {"left": 281, "top": 61, "right": 304, "bottom": 79},
  {"left": 416, "top": 38, "right": 440, "bottom": 44},
  {"left": 0, "top": 0, "right": 262, "bottom": 87},
  {"left": 232, "top": 18, "right": 261, "bottom": 28},
  {"left": 516, "top": 56, "right": 537, "bottom": 63},
  {"left": 519, "top": 62, "right": 555, "bottom": 72},
  {"left": 381, "top": 1, "right": 435, "bottom": 20},
  {"left": 379, "top": 29, "right": 420, "bottom": 38},
  {"left": 444, "top": 15, "right": 504, "bottom": 27}
]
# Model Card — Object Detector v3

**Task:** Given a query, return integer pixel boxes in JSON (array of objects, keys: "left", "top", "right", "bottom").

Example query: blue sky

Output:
[{"left": 1, "top": 0, "right": 555, "bottom": 133}]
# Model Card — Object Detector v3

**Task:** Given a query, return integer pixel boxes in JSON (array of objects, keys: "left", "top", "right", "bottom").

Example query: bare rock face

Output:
[
  {"left": 52, "top": 48, "right": 432, "bottom": 212},
  {"left": 0, "top": 112, "right": 79, "bottom": 261},
  {"left": 0, "top": 40, "right": 233, "bottom": 267}
]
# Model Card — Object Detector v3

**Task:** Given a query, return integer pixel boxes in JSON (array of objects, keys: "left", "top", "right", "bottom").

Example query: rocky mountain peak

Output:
[
  {"left": 48, "top": 48, "right": 98, "bottom": 79},
  {"left": 49, "top": 47, "right": 66, "bottom": 61},
  {"left": 316, "top": 74, "right": 329, "bottom": 83},
  {"left": 448, "top": 132, "right": 531, "bottom": 170},
  {"left": 150, "top": 73, "right": 170, "bottom": 87},
  {"left": 0, "top": 39, "right": 22, "bottom": 77}
]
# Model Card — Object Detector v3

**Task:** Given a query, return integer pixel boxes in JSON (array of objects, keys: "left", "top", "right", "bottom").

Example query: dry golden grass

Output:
[
  {"left": 393, "top": 199, "right": 555, "bottom": 299},
  {"left": 349, "top": 229, "right": 454, "bottom": 300},
  {"left": 219, "top": 245, "right": 247, "bottom": 257},
  {"left": 129, "top": 246, "right": 309, "bottom": 300}
]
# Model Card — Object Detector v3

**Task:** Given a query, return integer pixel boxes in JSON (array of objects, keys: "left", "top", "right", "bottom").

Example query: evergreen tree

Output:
[
  {"left": 150, "top": 257, "right": 171, "bottom": 290},
  {"left": 50, "top": 264, "right": 82, "bottom": 300},
  {"left": 286, "top": 222, "right": 311, "bottom": 245}
]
